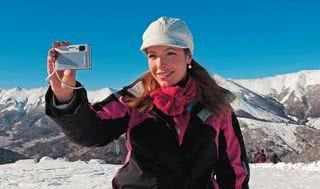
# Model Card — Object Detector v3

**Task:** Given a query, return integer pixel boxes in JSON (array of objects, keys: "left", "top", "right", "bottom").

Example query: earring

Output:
[{"left": 188, "top": 64, "right": 192, "bottom": 69}]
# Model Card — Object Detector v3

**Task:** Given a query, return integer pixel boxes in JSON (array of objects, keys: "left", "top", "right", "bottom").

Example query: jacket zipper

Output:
[{"left": 151, "top": 111, "right": 180, "bottom": 146}]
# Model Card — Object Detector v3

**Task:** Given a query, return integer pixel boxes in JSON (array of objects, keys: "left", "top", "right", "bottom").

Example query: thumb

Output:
[
  {"left": 64, "top": 69, "right": 75, "bottom": 79},
  {"left": 61, "top": 69, "right": 76, "bottom": 84}
]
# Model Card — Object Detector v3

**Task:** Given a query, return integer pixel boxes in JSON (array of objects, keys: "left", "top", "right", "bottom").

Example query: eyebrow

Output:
[{"left": 164, "top": 47, "right": 178, "bottom": 51}]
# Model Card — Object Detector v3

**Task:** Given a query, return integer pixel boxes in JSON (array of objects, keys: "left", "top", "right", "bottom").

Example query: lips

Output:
[{"left": 157, "top": 71, "right": 173, "bottom": 79}]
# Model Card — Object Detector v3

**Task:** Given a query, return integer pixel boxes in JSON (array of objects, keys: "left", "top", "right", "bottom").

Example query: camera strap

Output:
[{"left": 45, "top": 63, "right": 84, "bottom": 90}]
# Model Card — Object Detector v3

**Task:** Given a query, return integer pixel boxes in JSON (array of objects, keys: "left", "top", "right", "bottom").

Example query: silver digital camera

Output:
[{"left": 54, "top": 44, "right": 92, "bottom": 70}]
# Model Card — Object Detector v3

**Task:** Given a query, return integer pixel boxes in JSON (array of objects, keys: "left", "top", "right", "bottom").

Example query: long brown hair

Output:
[{"left": 126, "top": 50, "right": 229, "bottom": 117}]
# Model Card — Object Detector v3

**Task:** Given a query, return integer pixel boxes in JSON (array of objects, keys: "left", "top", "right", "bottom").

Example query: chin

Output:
[{"left": 158, "top": 80, "right": 173, "bottom": 87}]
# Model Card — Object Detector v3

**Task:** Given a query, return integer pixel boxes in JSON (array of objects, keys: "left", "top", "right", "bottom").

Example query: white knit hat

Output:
[{"left": 140, "top": 17, "right": 194, "bottom": 55}]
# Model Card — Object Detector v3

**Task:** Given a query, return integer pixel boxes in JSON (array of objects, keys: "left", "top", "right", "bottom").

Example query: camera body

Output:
[{"left": 54, "top": 44, "right": 92, "bottom": 70}]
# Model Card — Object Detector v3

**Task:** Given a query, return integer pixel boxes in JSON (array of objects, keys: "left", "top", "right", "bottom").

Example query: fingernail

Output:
[
  {"left": 61, "top": 41, "right": 69, "bottom": 46},
  {"left": 60, "top": 41, "right": 67, "bottom": 46}
]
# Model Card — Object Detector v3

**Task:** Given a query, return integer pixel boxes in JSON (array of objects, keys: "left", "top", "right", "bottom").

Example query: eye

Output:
[
  {"left": 167, "top": 52, "right": 176, "bottom": 56},
  {"left": 148, "top": 54, "right": 156, "bottom": 59}
]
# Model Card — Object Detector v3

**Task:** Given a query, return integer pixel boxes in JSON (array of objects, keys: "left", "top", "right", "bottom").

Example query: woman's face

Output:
[{"left": 146, "top": 46, "right": 192, "bottom": 87}]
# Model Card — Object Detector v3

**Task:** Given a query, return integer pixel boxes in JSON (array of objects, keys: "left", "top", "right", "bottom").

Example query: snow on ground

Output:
[
  {"left": 1, "top": 157, "right": 320, "bottom": 189},
  {"left": 0, "top": 158, "right": 121, "bottom": 189},
  {"left": 250, "top": 162, "right": 320, "bottom": 189},
  {"left": 306, "top": 117, "right": 320, "bottom": 130}
]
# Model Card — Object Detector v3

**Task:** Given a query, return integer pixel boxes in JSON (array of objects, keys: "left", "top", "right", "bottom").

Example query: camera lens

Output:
[{"left": 79, "top": 45, "right": 86, "bottom": 51}]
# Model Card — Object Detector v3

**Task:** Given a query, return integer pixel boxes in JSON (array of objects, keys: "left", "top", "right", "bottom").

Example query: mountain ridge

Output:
[{"left": 0, "top": 69, "right": 319, "bottom": 163}]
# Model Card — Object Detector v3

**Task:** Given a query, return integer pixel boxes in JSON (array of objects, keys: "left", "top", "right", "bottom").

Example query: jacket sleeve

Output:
[
  {"left": 215, "top": 110, "right": 250, "bottom": 189},
  {"left": 45, "top": 81, "right": 130, "bottom": 147}
]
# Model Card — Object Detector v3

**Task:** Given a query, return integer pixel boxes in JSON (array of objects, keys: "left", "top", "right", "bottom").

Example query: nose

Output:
[{"left": 155, "top": 56, "right": 168, "bottom": 69}]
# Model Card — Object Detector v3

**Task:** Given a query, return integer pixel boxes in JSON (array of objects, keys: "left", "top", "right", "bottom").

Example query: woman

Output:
[{"left": 45, "top": 17, "right": 250, "bottom": 189}]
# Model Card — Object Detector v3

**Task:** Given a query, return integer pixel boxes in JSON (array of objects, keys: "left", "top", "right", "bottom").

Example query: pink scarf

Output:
[
  {"left": 150, "top": 77, "right": 197, "bottom": 145},
  {"left": 150, "top": 77, "right": 197, "bottom": 116}
]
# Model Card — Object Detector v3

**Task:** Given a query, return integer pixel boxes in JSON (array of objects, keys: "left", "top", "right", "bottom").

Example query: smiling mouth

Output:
[{"left": 157, "top": 71, "right": 173, "bottom": 79}]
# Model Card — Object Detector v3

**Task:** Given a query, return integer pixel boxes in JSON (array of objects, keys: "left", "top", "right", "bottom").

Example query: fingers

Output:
[
  {"left": 50, "top": 70, "right": 65, "bottom": 88},
  {"left": 64, "top": 69, "right": 75, "bottom": 77},
  {"left": 60, "top": 41, "right": 70, "bottom": 46},
  {"left": 47, "top": 42, "right": 61, "bottom": 84},
  {"left": 60, "top": 69, "right": 76, "bottom": 88},
  {"left": 48, "top": 41, "right": 71, "bottom": 73},
  {"left": 48, "top": 48, "right": 57, "bottom": 59},
  {"left": 63, "top": 69, "right": 76, "bottom": 82},
  {"left": 53, "top": 41, "right": 70, "bottom": 48},
  {"left": 53, "top": 41, "right": 60, "bottom": 48},
  {"left": 47, "top": 41, "right": 73, "bottom": 87},
  {"left": 47, "top": 56, "right": 53, "bottom": 75},
  {"left": 47, "top": 48, "right": 57, "bottom": 75},
  {"left": 48, "top": 41, "right": 59, "bottom": 67}
]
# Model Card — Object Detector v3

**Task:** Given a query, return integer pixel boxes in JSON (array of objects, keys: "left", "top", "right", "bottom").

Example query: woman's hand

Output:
[{"left": 47, "top": 41, "right": 76, "bottom": 104}]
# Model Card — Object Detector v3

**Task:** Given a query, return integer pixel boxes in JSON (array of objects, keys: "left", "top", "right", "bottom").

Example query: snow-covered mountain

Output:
[
  {"left": 0, "top": 86, "right": 125, "bottom": 164},
  {"left": 239, "top": 118, "right": 320, "bottom": 162},
  {"left": 0, "top": 70, "right": 320, "bottom": 163},
  {"left": 0, "top": 87, "right": 115, "bottom": 113},
  {"left": 234, "top": 70, "right": 320, "bottom": 123},
  {"left": 214, "top": 74, "right": 291, "bottom": 123},
  {"left": 307, "top": 117, "right": 320, "bottom": 130},
  {"left": 212, "top": 71, "right": 320, "bottom": 162}
]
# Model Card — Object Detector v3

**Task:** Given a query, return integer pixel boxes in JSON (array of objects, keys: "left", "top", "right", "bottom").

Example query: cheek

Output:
[
  {"left": 148, "top": 62, "right": 158, "bottom": 77},
  {"left": 148, "top": 62, "right": 155, "bottom": 71},
  {"left": 173, "top": 62, "right": 187, "bottom": 76},
  {"left": 177, "top": 68, "right": 187, "bottom": 80}
]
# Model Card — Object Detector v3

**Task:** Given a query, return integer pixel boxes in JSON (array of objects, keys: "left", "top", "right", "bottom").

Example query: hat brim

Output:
[{"left": 140, "top": 35, "right": 189, "bottom": 53}]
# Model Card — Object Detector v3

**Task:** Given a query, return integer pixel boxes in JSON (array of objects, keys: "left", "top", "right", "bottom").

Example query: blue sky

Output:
[{"left": 0, "top": 0, "right": 319, "bottom": 90}]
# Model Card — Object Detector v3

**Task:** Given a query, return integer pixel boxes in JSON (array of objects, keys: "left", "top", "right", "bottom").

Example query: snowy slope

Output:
[
  {"left": 238, "top": 117, "right": 320, "bottom": 163},
  {"left": 0, "top": 86, "right": 115, "bottom": 115},
  {"left": 232, "top": 70, "right": 320, "bottom": 121},
  {"left": 0, "top": 72, "right": 293, "bottom": 123},
  {"left": 0, "top": 87, "right": 47, "bottom": 113},
  {"left": 0, "top": 85, "right": 129, "bottom": 166},
  {"left": 307, "top": 117, "right": 320, "bottom": 130},
  {"left": 87, "top": 88, "right": 115, "bottom": 103},
  {"left": 213, "top": 74, "right": 290, "bottom": 122},
  {"left": 239, "top": 118, "right": 305, "bottom": 153},
  {"left": 2, "top": 70, "right": 319, "bottom": 119},
  {"left": 1, "top": 70, "right": 319, "bottom": 164},
  {"left": 0, "top": 158, "right": 319, "bottom": 189},
  {"left": 234, "top": 70, "right": 320, "bottom": 98}
]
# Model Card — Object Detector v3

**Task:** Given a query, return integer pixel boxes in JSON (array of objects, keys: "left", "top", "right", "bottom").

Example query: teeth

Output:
[{"left": 158, "top": 72, "right": 170, "bottom": 77}]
